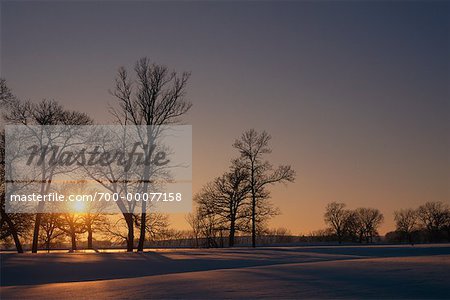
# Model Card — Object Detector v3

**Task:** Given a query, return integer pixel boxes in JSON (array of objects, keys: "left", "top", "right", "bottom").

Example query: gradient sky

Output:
[{"left": 1, "top": 1, "right": 449, "bottom": 234}]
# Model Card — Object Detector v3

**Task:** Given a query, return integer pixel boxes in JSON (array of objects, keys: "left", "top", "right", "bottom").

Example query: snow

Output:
[{"left": 1, "top": 244, "right": 450, "bottom": 299}]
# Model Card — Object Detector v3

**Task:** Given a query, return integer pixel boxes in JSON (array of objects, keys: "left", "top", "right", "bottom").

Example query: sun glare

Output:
[{"left": 72, "top": 201, "right": 86, "bottom": 213}]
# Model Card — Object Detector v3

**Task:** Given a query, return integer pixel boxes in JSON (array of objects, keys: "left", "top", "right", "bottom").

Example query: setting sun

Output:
[{"left": 72, "top": 201, "right": 86, "bottom": 213}]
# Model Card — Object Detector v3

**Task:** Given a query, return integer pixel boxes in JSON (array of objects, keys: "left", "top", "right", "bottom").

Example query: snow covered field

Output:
[{"left": 1, "top": 244, "right": 450, "bottom": 299}]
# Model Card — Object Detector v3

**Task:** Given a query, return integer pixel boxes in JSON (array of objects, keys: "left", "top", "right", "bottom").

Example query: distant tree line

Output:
[
  {"left": 388, "top": 202, "right": 450, "bottom": 244},
  {"left": 323, "top": 201, "right": 450, "bottom": 244},
  {"left": 324, "top": 202, "right": 384, "bottom": 243}
]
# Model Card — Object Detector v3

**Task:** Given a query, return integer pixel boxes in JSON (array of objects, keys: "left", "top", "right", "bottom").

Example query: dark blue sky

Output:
[{"left": 1, "top": 1, "right": 449, "bottom": 232}]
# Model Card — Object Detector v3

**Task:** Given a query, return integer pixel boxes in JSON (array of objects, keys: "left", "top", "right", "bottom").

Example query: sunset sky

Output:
[{"left": 2, "top": 1, "right": 449, "bottom": 234}]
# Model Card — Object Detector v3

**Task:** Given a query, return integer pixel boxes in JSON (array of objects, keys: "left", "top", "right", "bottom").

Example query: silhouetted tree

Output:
[
  {"left": 417, "top": 202, "right": 449, "bottom": 242},
  {"left": 2, "top": 95, "right": 92, "bottom": 253},
  {"left": 342, "top": 210, "right": 363, "bottom": 242},
  {"left": 186, "top": 212, "right": 201, "bottom": 248},
  {"left": 195, "top": 166, "right": 250, "bottom": 246},
  {"left": 0, "top": 131, "right": 27, "bottom": 253},
  {"left": 1, "top": 81, "right": 25, "bottom": 253},
  {"left": 57, "top": 213, "right": 86, "bottom": 252},
  {"left": 394, "top": 208, "right": 418, "bottom": 244},
  {"left": 108, "top": 57, "right": 192, "bottom": 252},
  {"left": 133, "top": 211, "right": 170, "bottom": 245},
  {"left": 82, "top": 211, "right": 107, "bottom": 250},
  {"left": 193, "top": 189, "right": 224, "bottom": 247},
  {"left": 0, "top": 79, "right": 16, "bottom": 108},
  {"left": 238, "top": 197, "right": 280, "bottom": 238},
  {"left": 0, "top": 81, "right": 43, "bottom": 252},
  {"left": 355, "top": 208, "right": 384, "bottom": 243},
  {"left": 324, "top": 202, "right": 351, "bottom": 243},
  {"left": 62, "top": 181, "right": 108, "bottom": 250},
  {"left": 144, "top": 212, "right": 170, "bottom": 242},
  {"left": 233, "top": 129, "right": 295, "bottom": 247},
  {"left": 39, "top": 213, "right": 64, "bottom": 252}
]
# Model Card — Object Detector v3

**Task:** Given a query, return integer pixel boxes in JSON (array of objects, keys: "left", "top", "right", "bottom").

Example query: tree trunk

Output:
[
  {"left": 32, "top": 179, "right": 47, "bottom": 253},
  {"left": 229, "top": 218, "right": 235, "bottom": 247},
  {"left": 124, "top": 213, "right": 134, "bottom": 252},
  {"left": 70, "top": 232, "right": 77, "bottom": 251},
  {"left": 408, "top": 232, "right": 414, "bottom": 245},
  {"left": 251, "top": 195, "right": 256, "bottom": 248},
  {"left": 137, "top": 138, "right": 153, "bottom": 252},
  {"left": 137, "top": 211, "right": 146, "bottom": 252},
  {"left": 31, "top": 213, "right": 42, "bottom": 253},
  {"left": 194, "top": 231, "right": 199, "bottom": 248},
  {"left": 10, "top": 225, "right": 23, "bottom": 253},
  {"left": 87, "top": 224, "right": 93, "bottom": 249},
  {"left": 1, "top": 210, "right": 24, "bottom": 253},
  {"left": 251, "top": 161, "right": 256, "bottom": 248},
  {"left": 46, "top": 239, "right": 50, "bottom": 253}
]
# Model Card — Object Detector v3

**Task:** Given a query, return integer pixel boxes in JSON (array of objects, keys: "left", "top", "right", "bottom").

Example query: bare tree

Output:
[
  {"left": 107, "top": 57, "right": 192, "bottom": 252},
  {"left": 394, "top": 208, "right": 418, "bottom": 244},
  {"left": 39, "top": 213, "right": 64, "bottom": 252},
  {"left": 355, "top": 208, "right": 384, "bottom": 243},
  {"left": 238, "top": 197, "right": 280, "bottom": 238},
  {"left": 144, "top": 212, "right": 170, "bottom": 243},
  {"left": 0, "top": 81, "right": 43, "bottom": 252},
  {"left": 2, "top": 96, "right": 92, "bottom": 252},
  {"left": 132, "top": 211, "right": 170, "bottom": 245},
  {"left": 444, "top": 210, "right": 450, "bottom": 242},
  {"left": 195, "top": 166, "right": 250, "bottom": 247},
  {"left": 193, "top": 189, "right": 223, "bottom": 248},
  {"left": 64, "top": 181, "right": 108, "bottom": 250},
  {"left": 57, "top": 213, "right": 86, "bottom": 252},
  {"left": 82, "top": 210, "right": 108, "bottom": 250},
  {"left": 233, "top": 129, "right": 295, "bottom": 247},
  {"left": 186, "top": 212, "right": 201, "bottom": 248},
  {"left": 417, "top": 202, "right": 449, "bottom": 242},
  {"left": 215, "top": 167, "right": 251, "bottom": 246},
  {"left": 324, "top": 202, "right": 351, "bottom": 244},
  {"left": 188, "top": 201, "right": 226, "bottom": 248},
  {"left": 0, "top": 79, "right": 17, "bottom": 122},
  {"left": 1, "top": 132, "right": 28, "bottom": 253},
  {"left": 343, "top": 210, "right": 364, "bottom": 242},
  {"left": 0, "top": 81, "right": 27, "bottom": 253},
  {"left": 104, "top": 216, "right": 131, "bottom": 246},
  {"left": 83, "top": 129, "right": 139, "bottom": 252},
  {"left": 0, "top": 209, "right": 31, "bottom": 253}
]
